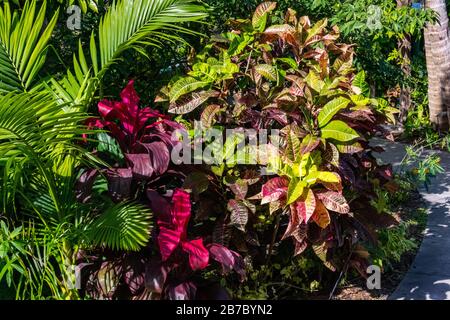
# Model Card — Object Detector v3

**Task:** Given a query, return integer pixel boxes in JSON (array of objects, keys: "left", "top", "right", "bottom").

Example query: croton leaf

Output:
[
  {"left": 294, "top": 240, "right": 308, "bottom": 256},
  {"left": 316, "top": 171, "right": 341, "bottom": 192},
  {"left": 286, "top": 178, "right": 306, "bottom": 205},
  {"left": 252, "top": 1, "right": 277, "bottom": 30},
  {"left": 182, "top": 238, "right": 209, "bottom": 271},
  {"left": 316, "top": 190, "right": 350, "bottom": 214},
  {"left": 254, "top": 64, "right": 278, "bottom": 81},
  {"left": 323, "top": 142, "right": 339, "bottom": 167},
  {"left": 295, "top": 189, "right": 316, "bottom": 223},
  {"left": 227, "top": 199, "right": 249, "bottom": 232},
  {"left": 169, "top": 90, "right": 219, "bottom": 114},
  {"left": 312, "top": 241, "right": 336, "bottom": 271},
  {"left": 283, "top": 206, "right": 300, "bottom": 240},
  {"left": 96, "top": 262, "right": 120, "bottom": 299},
  {"left": 261, "top": 176, "right": 289, "bottom": 204},
  {"left": 286, "top": 128, "right": 301, "bottom": 161},
  {"left": 207, "top": 243, "right": 245, "bottom": 279},
  {"left": 169, "top": 77, "right": 209, "bottom": 103},
  {"left": 201, "top": 104, "right": 221, "bottom": 128},
  {"left": 352, "top": 70, "right": 370, "bottom": 97},
  {"left": 321, "top": 120, "right": 359, "bottom": 142},
  {"left": 228, "top": 179, "right": 248, "bottom": 200},
  {"left": 300, "top": 134, "right": 320, "bottom": 155},
  {"left": 183, "top": 172, "right": 210, "bottom": 196},
  {"left": 318, "top": 97, "right": 350, "bottom": 128},
  {"left": 264, "top": 24, "right": 296, "bottom": 35},
  {"left": 305, "top": 18, "right": 328, "bottom": 44},
  {"left": 312, "top": 199, "right": 331, "bottom": 228},
  {"left": 124, "top": 260, "right": 145, "bottom": 295}
]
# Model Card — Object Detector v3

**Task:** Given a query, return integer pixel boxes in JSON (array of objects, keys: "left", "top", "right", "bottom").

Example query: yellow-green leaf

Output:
[
  {"left": 318, "top": 97, "right": 350, "bottom": 127},
  {"left": 321, "top": 120, "right": 359, "bottom": 142}
]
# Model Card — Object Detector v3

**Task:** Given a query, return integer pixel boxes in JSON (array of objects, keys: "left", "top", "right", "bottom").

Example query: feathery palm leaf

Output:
[
  {"left": 0, "top": 0, "right": 99, "bottom": 13},
  {"left": 50, "top": 0, "right": 208, "bottom": 108},
  {"left": 0, "top": 0, "right": 59, "bottom": 92},
  {"left": 0, "top": 91, "right": 96, "bottom": 213}
]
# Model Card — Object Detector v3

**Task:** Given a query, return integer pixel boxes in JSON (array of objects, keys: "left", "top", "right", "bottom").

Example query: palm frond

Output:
[
  {"left": 50, "top": 0, "right": 208, "bottom": 108},
  {"left": 86, "top": 201, "right": 152, "bottom": 251},
  {"left": 0, "top": 91, "right": 98, "bottom": 214},
  {"left": 0, "top": 0, "right": 59, "bottom": 92}
]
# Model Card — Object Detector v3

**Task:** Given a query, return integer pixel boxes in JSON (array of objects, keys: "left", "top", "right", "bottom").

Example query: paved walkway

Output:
[{"left": 372, "top": 138, "right": 450, "bottom": 300}]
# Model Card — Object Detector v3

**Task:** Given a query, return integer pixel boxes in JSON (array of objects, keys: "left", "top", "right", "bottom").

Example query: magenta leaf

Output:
[
  {"left": 170, "top": 189, "right": 191, "bottom": 236},
  {"left": 158, "top": 226, "right": 182, "bottom": 262},
  {"left": 182, "top": 238, "right": 209, "bottom": 271}
]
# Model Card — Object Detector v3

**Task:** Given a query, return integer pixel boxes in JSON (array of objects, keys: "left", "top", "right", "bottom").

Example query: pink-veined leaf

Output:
[
  {"left": 316, "top": 190, "right": 350, "bottom": 214},
  {"left": 261, "top": 177, "right": 289, "bottom": 204}
]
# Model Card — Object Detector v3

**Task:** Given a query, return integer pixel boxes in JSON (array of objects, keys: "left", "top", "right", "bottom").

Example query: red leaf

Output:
[{"left": 182, "top": 238, "right": 209, "bottom": 271}]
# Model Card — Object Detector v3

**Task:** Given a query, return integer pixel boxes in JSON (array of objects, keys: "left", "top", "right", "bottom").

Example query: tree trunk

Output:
[
  {"left": 397, "top": 0, "right": 412, "bottom": 124},
  {"left": 424, "top": 0, "right": 450, "bottom": 130}
]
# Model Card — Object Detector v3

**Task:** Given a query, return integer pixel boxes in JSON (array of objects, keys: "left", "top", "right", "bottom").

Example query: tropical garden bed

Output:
[{"left": 0, "top": 0, "right": 447, "bottom": 301}]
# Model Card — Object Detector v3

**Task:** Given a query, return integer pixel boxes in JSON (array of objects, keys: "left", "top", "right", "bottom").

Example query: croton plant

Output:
[{"left": 78, "top": 2, "right": 399, "bottom": 300}]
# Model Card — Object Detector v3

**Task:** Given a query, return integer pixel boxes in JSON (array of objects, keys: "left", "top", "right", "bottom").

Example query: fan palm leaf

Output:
[{"left": 86, "top": 201, "right": 153, "bottom": 251}]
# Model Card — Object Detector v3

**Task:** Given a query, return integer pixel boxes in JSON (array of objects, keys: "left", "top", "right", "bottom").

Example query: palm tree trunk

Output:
[
  {"left": 424, "top": 0, "right": 450, "bottom": 130},
  {"left": 397, "top": 0, "right": 412, "bottom": 124}
]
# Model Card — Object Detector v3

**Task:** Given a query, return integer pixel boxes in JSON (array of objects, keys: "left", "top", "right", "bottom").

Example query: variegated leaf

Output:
[
  {"left": 312, "top": 199, "right": 330, "bottom": 228},
  {"left": 316, "top": 190, "right": 350, "bottom": 214}
]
